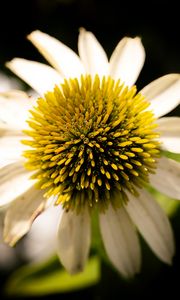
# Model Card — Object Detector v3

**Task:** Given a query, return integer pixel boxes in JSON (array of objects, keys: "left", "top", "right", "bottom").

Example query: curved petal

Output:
[
  {"left": 157, "top": 117, "right": 180, "bottom": 153},
  {"left": 57, "top": 207, "right": 91, "bottom": 274},
  {"left": 0, "top": 206, "right": 17, "bottom": 266},
  {"left": 0, "top": 135, "right": 25, "bottom": 167},
  {"left": 6, "top": 58, "right": 63, "bottom": 96},
  {"left": 3, "top": 186, "right": 46, "bottom": 246},
  {"left": 109, "top": 37, "right": 145, "bottom": 87},
  {"left": 0, "top": 122, "right": 24, "bottom": 135},
  {"left": 99, "top": 204, "right": 141, "bottom": 277},
  {"left": 140, "top": 74, "right": 180, "bottom": 118},
  {"left": 150, "top": 156, "right": 180, "bottom": 200},
  {"left": 0, "top": 90, "right": 34, "bottom": 129},
  {"left": 0, "top": 72, "right": 22, "bottom": 92},
  {"left": 24, "top": 205, "right": 62, "bottom": 262},
  {"left": 28, "top": 30, "right": 85, "bottom": 78},
  {"left": 78, "top": 28, "right": 108, "bottom": 76},
  {"left": 126, "top": 189, "right": 175, "bottom": 264},
  {"left": 0, "top": 122, "right": 29, "bottom": 168},
  {"left": 0, "top": 162, "right": 33, "bottom": 207}
]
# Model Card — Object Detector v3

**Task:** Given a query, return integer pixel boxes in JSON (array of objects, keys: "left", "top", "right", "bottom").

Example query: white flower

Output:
[{"left": 0, "top": 29, "right": 180, "bottom": 278}]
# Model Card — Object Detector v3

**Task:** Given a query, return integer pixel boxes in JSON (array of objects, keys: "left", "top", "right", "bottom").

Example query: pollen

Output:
[{"left": 22, "top": 75, "right": 160, "bottom": 212}]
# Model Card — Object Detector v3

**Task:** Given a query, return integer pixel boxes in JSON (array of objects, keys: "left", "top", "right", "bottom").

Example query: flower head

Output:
[
  {"left": 23, "top": 75, "right": 159, "bottom": 212},
  {"left": 1, "top": 29, "right": 180, "bottom": 277}
]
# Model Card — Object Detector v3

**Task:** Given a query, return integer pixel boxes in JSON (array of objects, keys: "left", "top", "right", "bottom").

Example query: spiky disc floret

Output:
[{"left": 22, "top": 75, "right": 160, "bottom": 211}]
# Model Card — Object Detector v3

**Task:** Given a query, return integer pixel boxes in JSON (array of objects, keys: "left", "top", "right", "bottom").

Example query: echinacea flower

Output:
[{"left": 1, "top": 29, "right": 180, "bottom": 277}]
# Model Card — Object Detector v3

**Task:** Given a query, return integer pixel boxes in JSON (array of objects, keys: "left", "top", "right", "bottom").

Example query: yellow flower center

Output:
[{"left": 22, "top": 75, "right": 160, "bottom": 212}]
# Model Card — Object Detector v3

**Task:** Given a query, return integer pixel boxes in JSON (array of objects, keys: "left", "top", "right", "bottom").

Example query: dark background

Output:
[
  {"left": 0, "top": 0, "right": 180, "bottom": 299},
  {"left": 1, "top": 0, "right": 180, "bottom": 91}
]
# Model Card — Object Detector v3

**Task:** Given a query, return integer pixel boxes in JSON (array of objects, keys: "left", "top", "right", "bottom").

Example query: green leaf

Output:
[{"left": 5, "top": 256, "right": 100, "bottom": 297}]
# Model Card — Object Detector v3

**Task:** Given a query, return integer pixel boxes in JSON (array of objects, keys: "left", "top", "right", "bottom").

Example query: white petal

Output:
[
  {"left": 0, "top": 162, "right": 33, "bottom": 207},
  {"left": 57, "top": 207, "right": 91, "bottom": 274},
  {"left": 126, "top": 189, "right": 175, "bottom": 264},
  {"left": 140, "top": 74, "right": 180, "bottom": 118},
  {"left": 0, "top": 124, "right": 28, "bottom": 167},
  {"left": 0, "top": 135, "right": 24, "bottom": 167},
  {"left": 6, "top": 58, "right": 63, "bottom": 96},
  {"left": 24, "top": 205, "right": 62, "bottom": 262},
  {"left": 0, "top": 72, "right": 22, "bottom": 92},
  {"left": 28, "top": 30, "right": 85, "bottom": 78},
  {"left": 109, "top": 37, "right": 145, "bottom": 87},
  {"left": 0, "top": 207, "right": 17, "bottom": 266},
  {"left": 0, "top": 90, "right": 34, "bottom": 129},
  {"left": 150, "top": 156, "right": 180, "bottom": 199},
  {"left": 157, "top": 117, "right": 180, "bottom": 153},
  {"left": 99, "top": 204, "right": 141, "bottom": 277},
  {"left": 3, "top": 187, "right": 46, "bottom": 246},
  {"left": 0, "top": 122, "right": 24, "bottom": 135},
  {"left": 78, "top": 28, "right": 108, "bottom": 77}
]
